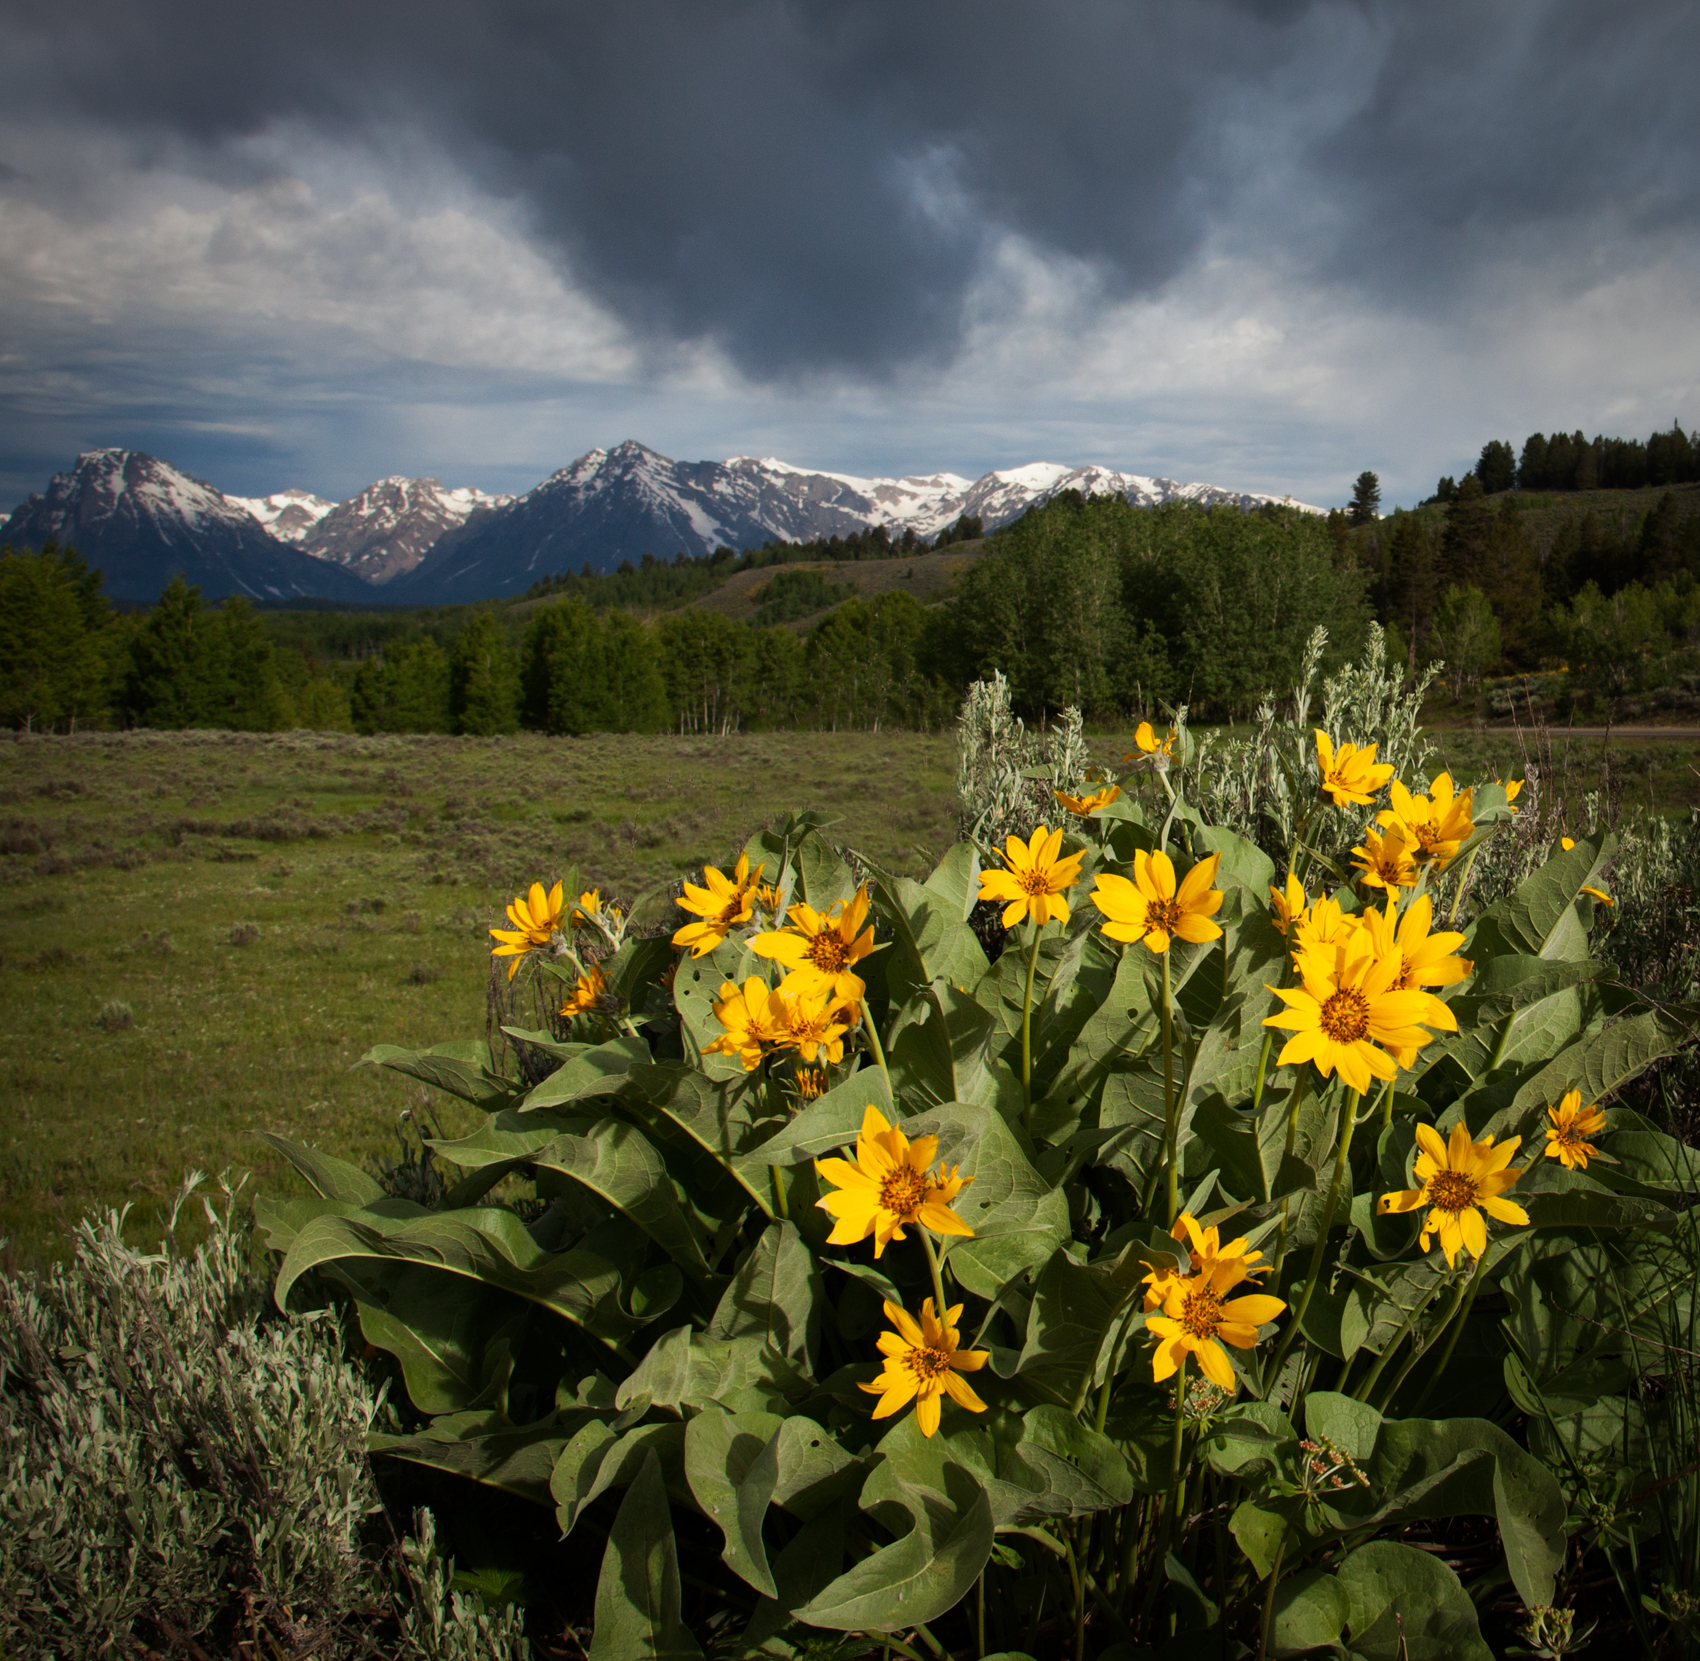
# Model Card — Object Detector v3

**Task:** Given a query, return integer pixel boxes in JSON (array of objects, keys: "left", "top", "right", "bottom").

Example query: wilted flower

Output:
[
  {"left": 560, "top": 962, "right": 618, "bottom": 1021},
  {"left": 489, "top": 880, "right": 564, "bottom": 979},
  {"left": 815, "top": 1104, "right": 973, "bottom": 1258},
  {"left": 1092, "top": 849, "right": 1223, "bottom": 954},
  {"left": 1545, "top": 1090, "right": 1607, "bottom": 1171},
  {"left": 1379, "top": 1121, "right": 1529, "bottom": 1267},
  {"left": 860, "top": 1297, "right": 989, "bottom": 1437},
  {"left": 977, "top": 826, "right": 1085, "bottom": 929}
]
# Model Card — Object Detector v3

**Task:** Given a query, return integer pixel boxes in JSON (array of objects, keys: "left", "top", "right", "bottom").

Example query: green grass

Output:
[{"left": 0, "top": 729, "right": 958, "bottom": 1262}]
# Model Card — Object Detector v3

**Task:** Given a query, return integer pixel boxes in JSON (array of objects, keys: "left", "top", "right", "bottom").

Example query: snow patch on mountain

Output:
[{"left": 228, "top": 488, "right": 337, "bottom": 543}]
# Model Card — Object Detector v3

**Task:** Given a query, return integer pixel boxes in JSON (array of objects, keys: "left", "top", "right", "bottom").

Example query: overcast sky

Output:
[{"left": 2, "top": 0, "right": 1698, "bottom": 513}]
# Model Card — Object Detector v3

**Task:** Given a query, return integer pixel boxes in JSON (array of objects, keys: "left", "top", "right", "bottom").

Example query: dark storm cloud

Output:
[{"left": 3, "top": 0, "right": 1699, "bottom": 380}]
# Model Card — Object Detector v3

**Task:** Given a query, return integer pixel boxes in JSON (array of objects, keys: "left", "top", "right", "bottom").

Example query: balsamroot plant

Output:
[{"left": 258, "top": 728, "right": 1700, "bottom": 1658}]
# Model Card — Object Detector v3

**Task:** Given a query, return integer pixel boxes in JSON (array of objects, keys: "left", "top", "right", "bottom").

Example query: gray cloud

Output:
[{"left": 1, "top": 0, "right": 1699, "bottom": 510}]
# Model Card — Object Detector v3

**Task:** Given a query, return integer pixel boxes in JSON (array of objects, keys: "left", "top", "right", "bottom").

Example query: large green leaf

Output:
[
  {"left": 737, "top": 1064, "right": 894, "bottom": 1175},
  {"left": 707, "top": 1221, "right": 821, "bottom": 1366},
  {"left": 794, "top": 1478, "right": 993, "bottom": 1633},
  {"left": 673, "top": 937, "right": 763, "bottom": 1078},
  {"left": 522, "top": 1034, "right": 652, "bottom": 1110},
  {"left": 865, "top": 862, "right": 989, "bottom": 1007},
  {"left": 614, "top": 1326, "right": 811, "bottom": 1416},
  {"left": 1270, "top": 1569, "right": 1350, "bottom": 1657},
  {"left": 885, "top": 981, "right": 1006, "bottom": 1113},
  {"left": 553, "top": 1420, "right": 691, "bottom": 1537},
  {"left": 253, "top": 1131, "right": 387, "bottom": 1204},
  {"left": 624, "top": 1062, "right": 774, "bottom": 1213},
  {"left": 683, "top": 1407, "right": 784, "bottom": 1598},
  {"left": 272, "top": 1205, "right": 647, "bottom": 1345},
  {"left": 1032, "top": 948, "right": 1158, "bottom": 1143},
  {"left": 739, "top": 1499, "right": 852, "bottom": 1652},
  {"left": 1603, "top": 1108, "right": 1700, "bottom": 1193},
  {"left": 998, "top": 1404, "right": 1134, "bottom": 1520},
  {"left": 530, "top": 1116, "right": 715, "bottom": 1282},
  {"left": 1345, "top": 1404, "right": 1568, "bottom": 1608},
  {"left": 1016, "top": 1246, "right": 1148, "bottom": 1410},
  {"left": 898, "top": 1099, "right": 1070, "bottom": 1300},
  {"left": 351, "top": 1275, "right": 525, "bottom": 1415},
  {"left": 1518, "top": 1165, "right": 1677, "bottom": 1232},
  {"left": 923, "top": 838, "right": 981, "bottom": 923},
  {"left": 368, "top": 1409, "right": 578, "bottom": 1504},
  {"left": 1469, "top": 834, "right": 1614, "bottom": 965},
  {"left": 589, "top": 1450, "right": 704, "bottom": 1660},
  {"left": 359, "top": 1039, "right": 518, "bottom": 1106},
  {"left": 1336, "top": 1540, "right": 1491, "bottom": 1661}
]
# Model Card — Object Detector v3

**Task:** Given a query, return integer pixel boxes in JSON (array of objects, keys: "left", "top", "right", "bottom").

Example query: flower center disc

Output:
[
  {"left": 809, "top": 936, "right": 848, "bottom": 973},
  {"left": 1428, "top": 1170, "right": 1479, "bottom": 1213},
  {"left": 1147, "top": 898, "right": 1183, "bottom": 934},
  {"left": 1320, "top": 989, "right": 1371, "bottom": 1044},
  {"left": 905, "top": 1344, "right": 952, "bottom": 1381},
  {"left": 1180, "top": 1287, "right": 1223, "bottom": 1339},
  {"left": 880, "top": 1166, "right": 928, "bottom": 1218}
]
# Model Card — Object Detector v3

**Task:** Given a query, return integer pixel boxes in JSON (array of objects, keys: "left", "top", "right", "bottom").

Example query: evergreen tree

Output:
[
  {"left": 120, "top": 577, "right": 225, "bottom": 728},
  {"left": 1477, "top": 440, "right": 1517, "bottom": 494},
  {"left": 1348, "top": 471, "right": 1381, "bottom": 525},
  {"left": 350, "top": 640, "right": 451, "bottom": 733},
  {"left": 449, "top": 611, "right": 519, "bottom": 735},
  {"left": 0, "top": 543, "right": 115, "bottom": 730}
]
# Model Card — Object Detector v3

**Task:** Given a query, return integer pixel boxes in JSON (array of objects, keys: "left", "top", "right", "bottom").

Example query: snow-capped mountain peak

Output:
[{"left": 228, "top": 487, "right": 338, "bottom": 543}]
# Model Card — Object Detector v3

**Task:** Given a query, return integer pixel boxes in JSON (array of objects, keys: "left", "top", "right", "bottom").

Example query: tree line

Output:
[{"left": 1434, "top": 422, "right": 1699, "bottom": 501}]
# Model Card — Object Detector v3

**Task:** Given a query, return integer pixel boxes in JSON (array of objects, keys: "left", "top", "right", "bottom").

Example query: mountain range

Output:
[{"left": 0, "top": 442, "right": 1321, "bottom": 605}]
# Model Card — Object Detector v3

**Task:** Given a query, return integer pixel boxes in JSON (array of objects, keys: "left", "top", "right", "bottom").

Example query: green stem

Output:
[
  {"left": 1446, "top": 841, "right": 1484, "bottom": 928},
  {"left": 919, "top": 1227, "right": 949, "bottom": 1322},
  {"left": 1161, "top": 949, "right": 1180, "bottom": 1225},
  {"left": 1379, "top": 1073, "right": 1395, "bottom": 1132},
  {"left": 1020, "top": 922, "right": 1043, "bottom": 1133},
  {"left": 1095, "top": 1295, "right": 1146, "bottom": 1434},
  {"left": 1266, "top": 1088, "right": 1361, "bottom": 1390},
  {"left": 1407, "top": 1252, "right": 1490, "bottom": 1416},
  {"left": 1142, "top": 1363, "right": 1190, "bottom": 1622},
  {"left": 1070, "top": 1520, "right": 1090, "bottom": 1661},
  {"left": 1266, "top": 1071, "right": 1311, "bottom": 1296},
  {"left": 769, "top": 1164, "right": 789, "bottom": 1221},
  {"left": 1250, "top": 1032, "right": 1276, "bottom": 1121},
  {"left": 976, "top": 1573, "right": 986, "bottom": 1660},
  {"left": 862, "top": 1007, "right": 894, "bottom": 1103},
  {"left": 1256, "top": 1532, "right": 1290, "bottom": 1661},
  {"left": 1352, "top": 1278, "right": 1443, "bottom": 1405}
]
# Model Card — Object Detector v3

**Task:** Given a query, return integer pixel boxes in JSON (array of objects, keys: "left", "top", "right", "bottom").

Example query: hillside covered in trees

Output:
[{"left": 5, "top": 417, "right": 1699, "bottom": 735}]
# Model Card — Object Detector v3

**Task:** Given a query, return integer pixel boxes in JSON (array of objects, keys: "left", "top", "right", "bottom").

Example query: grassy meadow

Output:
[
  {"left": 0, "top": 728, "right": 963, "bottom": 1263},
  {"left": 5, "top": 716, "right": 1698, "bottom": 1265}
]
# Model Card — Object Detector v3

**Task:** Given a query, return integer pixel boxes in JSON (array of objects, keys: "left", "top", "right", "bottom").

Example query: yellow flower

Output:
[
  {"left": 1581, "top": 885, "right": 1615, "bottom": 908},
  {"left": 977, "top": 825, "right": 1085, "bottom": 929},
  {"left": 1146, "top": 1257, "right": 1286, "bottom": 1394},
  {"left": 1126, "top": 720, "right": 1178, "bottom": 764},
  {"left": 1316, "top": 730, "right": 1395, "bottom": 808},
  {"left": 1269, "top": 872, "right": 1309, "bottom": 938},
  {"left": 702, "top": 976, "right": 780, "bottom": 1070},
  {"left": 1092, "top": 849, "right": 1223, "bottom": 954},
  {"left": 1264, "top": 937, "right": 1440, "bottom": 1093},
  {"left": 1355, "top": 894, "right": 1466, "bottom": 1064},
  {"left": 752, "top": 888, "right": 876, "bottom": 1006},
  {"left": 489, "top": 880, "right": 565, "bottom": 979},
  {"left": 1379, "top": 1121, "right": 1529, "bottom": 1267},
  {"left": 560, "top": 962, "right": 616, "bottom": 1021},
  {"left": 570, "top": 888, "right": 602, "bottom": 927},
  {"left": 1143, "top": 1212, "right": 1270, "bottom": 1311},
  {"left": 1351, "top": 822, "right": 1420, "bottom": 894},
  {"left": 1561, "top": 836, "right": 1575, "bottom": 851},
  {"left": 1291, "top": 893, "right": 1357, "bottom": 962},
  {"left": 1502, "top": 778, "right": 1524, "bottom": 811},
  {"left": 794, "top": 1065, "right": 828, "bottom": 1101},
  {"left": 815, "top": 1104, "right": 974, "bottom": 1258},
  {"left": 753, "top": 880, "right": 782, "bottom": 914},
  {"left": 859, "top": 1297, "right": 989, "bottom": 1438},
  {"left": 672, "top": 853, "right": 763, "bottom": 958},
  {"left": 1545, "top": 1089, "right": 1607, "bottom": 1171},
  {"left": 1055, "top": 782, "right": 1122, "bottom": 815},
  {"left": 769, "top": 986, "right": 851, "bottom": 1066},
  {"left": 1378, "top": 773, "right": 1475, "bottom": 869}
]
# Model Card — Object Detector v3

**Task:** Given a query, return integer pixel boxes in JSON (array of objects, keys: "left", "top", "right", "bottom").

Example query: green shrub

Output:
[{"left": 0, "top": 1175, "right": 528, "bottom": 1661}]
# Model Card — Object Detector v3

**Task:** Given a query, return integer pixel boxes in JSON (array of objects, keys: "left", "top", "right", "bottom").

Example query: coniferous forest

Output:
[{"left": 4, "top": 420, "right": 1699, "bottom": 736}]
